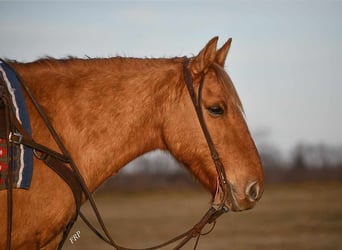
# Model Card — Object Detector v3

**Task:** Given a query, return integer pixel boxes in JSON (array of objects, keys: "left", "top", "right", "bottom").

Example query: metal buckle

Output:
[{"left": 9, "top": 132, "right": 23, "bottom": 144}]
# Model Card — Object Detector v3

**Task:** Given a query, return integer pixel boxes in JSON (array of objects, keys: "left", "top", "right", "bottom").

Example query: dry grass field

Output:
[{"left": 64, "top": 182, "right": 342, "bottom": 250}]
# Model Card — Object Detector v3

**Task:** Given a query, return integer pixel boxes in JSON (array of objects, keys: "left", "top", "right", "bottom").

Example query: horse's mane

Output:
[{"left": 12, "top": 56, "right": 186, "bottom": 68}]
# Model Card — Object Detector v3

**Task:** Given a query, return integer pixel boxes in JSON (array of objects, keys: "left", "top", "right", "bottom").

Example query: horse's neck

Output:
[{"left": 14, "top": 58, "right": 182, "bottom": 191}]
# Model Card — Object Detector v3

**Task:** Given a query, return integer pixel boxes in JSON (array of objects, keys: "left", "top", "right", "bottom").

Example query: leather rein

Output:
[{"left": 1, "top": 58, "right": 231, "bottom": 250}]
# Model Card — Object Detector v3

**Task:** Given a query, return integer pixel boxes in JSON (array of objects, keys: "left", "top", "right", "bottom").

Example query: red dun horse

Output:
[{"left": 0, "top": 37, "right": 264, "bottom": 249}]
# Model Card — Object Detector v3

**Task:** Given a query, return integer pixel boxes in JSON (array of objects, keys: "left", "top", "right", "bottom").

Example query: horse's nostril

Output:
[{"left": 246, "top": 181, "right": 260, "bottom": 202}]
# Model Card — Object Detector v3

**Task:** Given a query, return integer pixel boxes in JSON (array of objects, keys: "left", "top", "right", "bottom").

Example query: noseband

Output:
[{"left": 2, "top": 58, "right": 232, "bottom": 250}]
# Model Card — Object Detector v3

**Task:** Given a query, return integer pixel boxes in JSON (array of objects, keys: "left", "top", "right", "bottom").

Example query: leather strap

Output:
[
  {"left": 0, "top": 92, "right": 7, "bottom": 139},
  {"left": 9, "top": 114, "right": 70, "bottom": 163},
  {"left": 42, "top": 155, "right": 82, "bottom": 250}
]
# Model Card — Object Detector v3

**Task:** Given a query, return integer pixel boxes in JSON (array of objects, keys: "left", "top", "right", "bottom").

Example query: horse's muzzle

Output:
[{"left": 224, "top": 181, "right": 262, "bottom": 212}]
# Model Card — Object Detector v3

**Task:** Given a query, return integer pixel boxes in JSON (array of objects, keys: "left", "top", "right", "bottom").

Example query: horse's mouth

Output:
[{"left": 213, "top": 180, "right": 260, "bottom": 212}]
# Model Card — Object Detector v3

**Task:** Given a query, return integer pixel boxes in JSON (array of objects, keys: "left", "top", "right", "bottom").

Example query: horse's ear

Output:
[
  {"left": 215, "top": 38, "right": 232, "bottom": 67},
  {"left": 190, "top": 37, "right": 218, "bottom": 76}
]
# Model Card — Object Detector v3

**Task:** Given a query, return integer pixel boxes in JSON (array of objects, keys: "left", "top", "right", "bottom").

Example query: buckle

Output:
[{"left": 9, "top": 132, "right": 23, "bottom": 144}]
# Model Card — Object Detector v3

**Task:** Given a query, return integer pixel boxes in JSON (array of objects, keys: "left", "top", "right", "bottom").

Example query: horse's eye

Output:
[{"left": 207, "top": 106, "right": 224, "bottom": 116}]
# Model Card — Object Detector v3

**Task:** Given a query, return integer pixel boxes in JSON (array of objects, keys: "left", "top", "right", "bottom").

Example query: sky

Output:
[{"left": 1, "top": 0, "right": 341, "bottom": 157}]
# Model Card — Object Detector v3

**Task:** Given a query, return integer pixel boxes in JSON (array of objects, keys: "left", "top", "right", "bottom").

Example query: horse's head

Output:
[{"left": 163, "top": 37, "right": 264, "bottom": 211}]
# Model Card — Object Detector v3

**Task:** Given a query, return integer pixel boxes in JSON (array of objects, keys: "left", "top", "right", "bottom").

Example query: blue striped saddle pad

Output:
[{"left": 0, "top": 60, "right": 33, "bottom": 190}]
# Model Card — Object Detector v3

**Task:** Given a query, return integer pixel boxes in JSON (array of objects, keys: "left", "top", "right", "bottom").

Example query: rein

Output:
[{"left": 1, "top": 58, "right": 231, "bottom": 249}]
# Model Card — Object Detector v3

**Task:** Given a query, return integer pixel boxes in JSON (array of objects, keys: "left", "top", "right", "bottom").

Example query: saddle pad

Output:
[{"left": 0, "top": 60, "right": 33, "bottom": 190}]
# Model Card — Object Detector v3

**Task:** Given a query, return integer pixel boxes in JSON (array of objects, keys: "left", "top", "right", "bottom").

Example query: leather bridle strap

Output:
[{"left": 182, "top": 58, "right": 230, "bottom": 211}]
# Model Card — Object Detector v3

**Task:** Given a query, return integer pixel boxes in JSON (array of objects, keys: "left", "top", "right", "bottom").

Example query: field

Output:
[{"left": 64, "top": 182, "right": 342, "bottom": 250}]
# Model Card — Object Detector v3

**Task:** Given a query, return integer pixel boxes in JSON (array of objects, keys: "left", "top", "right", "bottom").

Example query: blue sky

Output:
[{"left": 1, "top": 1, "right": 341, "bottom": 157}]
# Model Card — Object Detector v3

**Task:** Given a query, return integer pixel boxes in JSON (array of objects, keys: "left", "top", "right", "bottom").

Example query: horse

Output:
[{"left": 0, "top": 37, "right": 264, "bottom": 249}]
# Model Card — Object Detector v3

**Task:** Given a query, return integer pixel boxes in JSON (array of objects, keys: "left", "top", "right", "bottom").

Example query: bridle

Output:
[
  {"left": 1, "top": 57, "right": 233, "bottom": 250},
  {"left": 182, "top": 58, "right": 236, "bottom": 212}
]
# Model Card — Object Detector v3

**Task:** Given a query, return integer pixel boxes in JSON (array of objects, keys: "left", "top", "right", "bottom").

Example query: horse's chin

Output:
[{"left": 224, "top": 199, "right": 250, "bottom": 212}]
